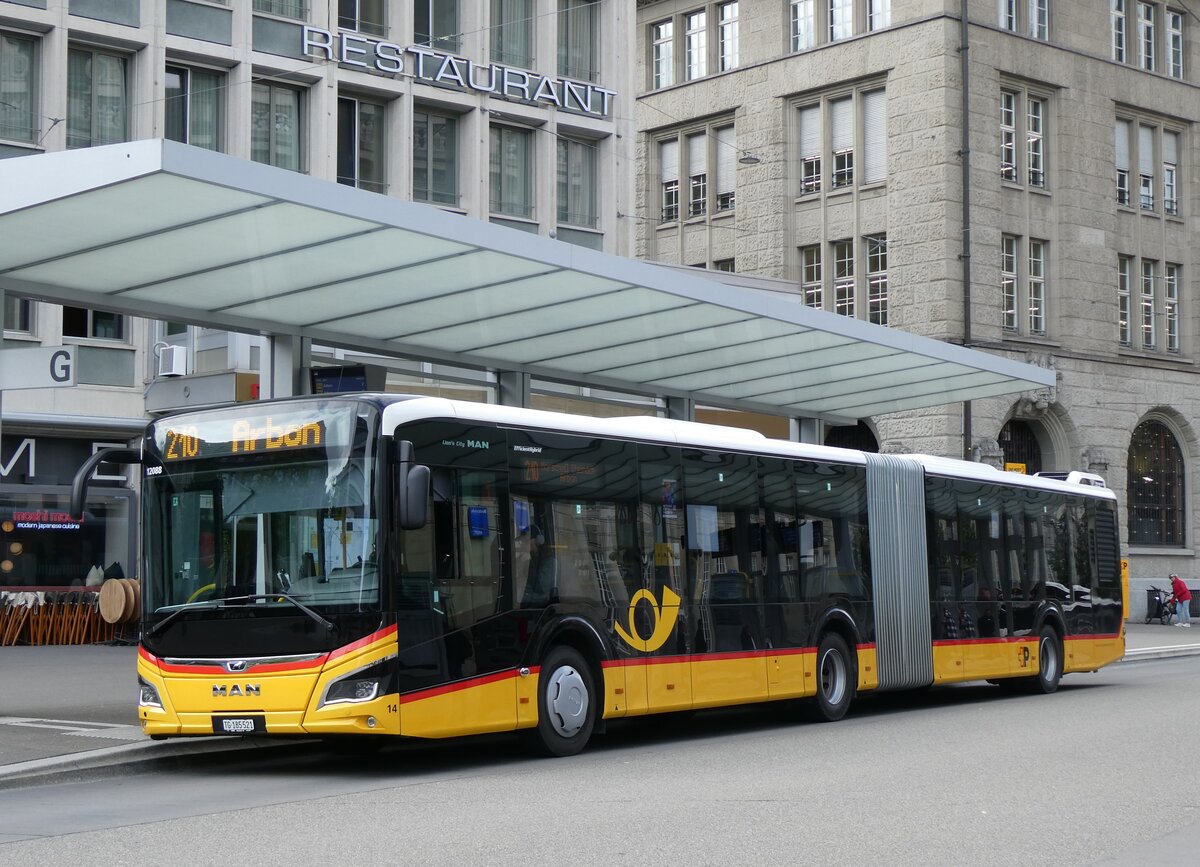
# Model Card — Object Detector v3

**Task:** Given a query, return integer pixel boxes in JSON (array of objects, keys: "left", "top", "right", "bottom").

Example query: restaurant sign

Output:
[{"left": 301, "top": 26, "right": 615, "bottom": 119}]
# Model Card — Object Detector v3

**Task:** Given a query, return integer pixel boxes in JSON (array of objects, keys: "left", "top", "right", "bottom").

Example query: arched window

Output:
[
  {"left": 999, "top": 419, "right": 1042, "bottom": 474},
  {"left": 824, "top": 422, "right": 879, "bottom": 453},
  {"left": 1127, "top": 420, "right": 1185, "bottom": 546}
]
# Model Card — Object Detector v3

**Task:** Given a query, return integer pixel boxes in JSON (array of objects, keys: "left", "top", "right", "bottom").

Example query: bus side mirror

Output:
[
  {"left": 71, "top": 447, "right": 142, "bottom": 519},
  {"left": 395, "top": 440, "right": 429, "bottom": 530}
]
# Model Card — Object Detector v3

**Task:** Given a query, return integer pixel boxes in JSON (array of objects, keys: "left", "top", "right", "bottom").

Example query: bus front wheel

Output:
[
  {"left": 526, "top": 646, "right": 596, "bottom": 757},
  {"left": 804, "top": 632, "right": 856, "bottom": 722}
]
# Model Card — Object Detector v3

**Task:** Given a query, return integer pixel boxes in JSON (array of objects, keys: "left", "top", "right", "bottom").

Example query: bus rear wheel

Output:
[
  {"left": 804, "top": 632, "right": 856, "bottom": 722},
  {"left": 526, "top": 646, "right": 596, "bottom": 757},
  {"left": 1029, "top": 625, "right": 1062, "bottom": 694}
]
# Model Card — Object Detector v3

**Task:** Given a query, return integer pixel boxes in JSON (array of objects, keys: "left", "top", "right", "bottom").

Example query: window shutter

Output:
[
  {"left": 1115, "top": 120, "right": 1130, "bottom": 170},
  {"left": 831, "top": 97, "right": 853, "bottom": 151},
  {"left": 1164, "top": 130, "right": 1177, "bottom": 165},
  {"left": 799, "top": 105, "right": 821, "bottom": 158},
  {"left": 1138, "top": 125, "right": 1154, "bottom": 175},
  {"left": 862, "top": 89, "right": 886, "bottom": 183},
  {"left": 661, "top": 138, "right": 678, "bottom": 183},
  {"left": 687, "top": 132, "right": 707, "bottom": 177},
  {"left": 716, "top": 126, "right": 735, "bottom": 194}
]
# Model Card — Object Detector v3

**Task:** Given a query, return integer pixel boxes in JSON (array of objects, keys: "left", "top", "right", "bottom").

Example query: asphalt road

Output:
[{"left": 1, "top": 657, "right": 1197, "bottom": 866}]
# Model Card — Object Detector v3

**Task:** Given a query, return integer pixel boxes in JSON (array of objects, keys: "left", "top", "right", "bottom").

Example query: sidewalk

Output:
[{"left": 2, "top": 621, "right": 1198, "bottom": 788}]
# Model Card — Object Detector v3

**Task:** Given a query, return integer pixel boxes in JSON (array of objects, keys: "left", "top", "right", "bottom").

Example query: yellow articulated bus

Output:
[{"left": 72, "top": 395, "right": 1124, "bottom": 757}]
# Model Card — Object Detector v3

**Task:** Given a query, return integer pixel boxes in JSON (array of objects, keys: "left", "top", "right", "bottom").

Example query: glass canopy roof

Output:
[{"left": 0, "top": 140, "right": 1053, "bottom": 422}]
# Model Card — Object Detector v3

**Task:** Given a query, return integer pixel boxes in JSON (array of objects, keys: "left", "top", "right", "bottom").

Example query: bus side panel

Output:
[
  {"left": 645, "top": 656, "right": 692, "bottom": 712},
  {"left": 399, "top": 669, "right": 519, "bottom": 738},
  {"left": 767, "top": 648, "right": 810, "bottom": 698},
  {"left": 603, "top": 659, "right": 648, "bottom": 718},
  {"left": 690, "top": 653, "right": 770, "bottom": 709}
]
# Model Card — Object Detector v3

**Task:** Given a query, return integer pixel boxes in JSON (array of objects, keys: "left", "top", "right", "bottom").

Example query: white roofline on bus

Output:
[{"left": 379, "top": 395, "right": 1116, "bottom": 499}]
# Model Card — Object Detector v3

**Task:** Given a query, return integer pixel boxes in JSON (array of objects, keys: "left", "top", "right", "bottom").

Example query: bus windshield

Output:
[{"left": 142, "top": 402, "right": 380, "bottom": 615}]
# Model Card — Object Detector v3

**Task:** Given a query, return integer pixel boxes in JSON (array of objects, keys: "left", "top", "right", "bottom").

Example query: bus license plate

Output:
[{"left": 213, "top": 716, "right": 264, "bottom": 735}]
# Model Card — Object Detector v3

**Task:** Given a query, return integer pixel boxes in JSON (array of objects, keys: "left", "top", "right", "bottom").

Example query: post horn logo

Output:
[{"left": 614, "top": 586, "right": 681, "bottom": 653}]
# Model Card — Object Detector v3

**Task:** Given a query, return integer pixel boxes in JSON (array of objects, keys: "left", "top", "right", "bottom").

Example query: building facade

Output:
[
  {"left": 0, "top": 0, "right": 636, "bottom": 591},
  {"left": 634, "top": 0, "right": 1198, "bottom": 595}
]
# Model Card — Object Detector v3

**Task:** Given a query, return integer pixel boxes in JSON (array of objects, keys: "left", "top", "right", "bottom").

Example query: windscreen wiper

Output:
[
  {"left": 146, "top": 594, "right": 336, "bottom": 639},
  {"left": 220, "top": 594, "right": 337, "bottom": 634}
]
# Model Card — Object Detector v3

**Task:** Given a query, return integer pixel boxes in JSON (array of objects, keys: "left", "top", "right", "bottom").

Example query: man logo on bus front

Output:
[{"left": 614, "top": 587, "right": 681, "bottom": 653}]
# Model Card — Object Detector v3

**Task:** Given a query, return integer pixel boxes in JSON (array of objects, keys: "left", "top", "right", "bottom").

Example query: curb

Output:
[
  {"left": 0, "top": 735, "right": 315, "bottom": 791},
  {"left": 1121, "top": 645, "right": 1200, "bottom": 662}
]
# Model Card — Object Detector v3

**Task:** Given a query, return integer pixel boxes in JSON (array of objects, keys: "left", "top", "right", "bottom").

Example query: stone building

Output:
[{"left": 633, "top": 0, "right": 1197, "bottom": 594}]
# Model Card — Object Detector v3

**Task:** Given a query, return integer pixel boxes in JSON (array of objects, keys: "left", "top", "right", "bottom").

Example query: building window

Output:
[
  {"left": 652, "top": 20, "right": 674, "bottom": 89},
  {"left": 796, "top": 87, "right": 885, "bottom": 196},
  {"left": 337, "top": 96, "right": 385, "bottom": 193},
  {"left": 829, "top": 0, "right": 853, "bottom": 41},
  {"left": 866, "top": 234, "right": 888, "bottom": 326},
  {"left": 254, "top": 1, "right": 307, "bottom": 20},
  {"left": 714, "top": 125, "right": 736, "bottom": 211},
  {"left": 1141, "top": 259, "right": 1156, "bottom": 348},
  {"left": 831, "top": 96, "right": 854, "bottom": 188},
  {"left": 1118, "top": 255, "right": 1132, "bottom": 345},
  {"left": 1113, "top": 0, "right": 1127, "bottom": 61},
  {"left": 559, "top": 0, "right": 599, "bottom": 82},
  {"left": 714, "top": 258, "right": 736, "bottom": 272},
  {"left": 1000, "top": 86, "right": 1048, "bottom": 189},
  {"left": 413, "top": 110, "right": 457, "bottom": 205},
  {"left": 63, "top": 307, "right": 123, "bottom": 341},
  {"left": 718, "top": 2, "right": 739, "bottom": 71},
  {"left": 490, "top": 125, "right": 533, "bottom": 218},
  {"left": 1026, "top": 97, "right": 1045, "bottom": 187},
  {"left": 1029, "top": 0, "right": 1048, "bottom": 40},
  {"left": 251, "top": 81, "right": 303, "bottom": 172},
  {"left": 869, "top": 0, "right": 891, "bottom": 30},
  {"left": 685, "top": 11, "right": 707, "bottom": 81},
  {"left": 1001, "top": 235, "right": 1047, "bottom": 337},
  {"left": 1137, "top": 2, "right": 1155, "bottom": 71},
  {"left": 1163, "top": 130, "right": 1178, "bottom": 215},
  {"left": 557, "top": 137, "right": 597, "bottom": 228},
  {"left": 1115, "top": 119, "right": 1131, "bottom": 205},
  {"left": 798, "top": 104, "right": 822, "bottom": 194},
  {"left": 67, "top": 47, "right": 128, "bottom": 150},
  {"left": 1167, "top": 10, "right": 1183, "bottom": 78},
  {"left": 415, "top": 0, "right": 459, "bottom": 52},
  {"left": 1138, "top": 123, "right": 1154, "bottom": 210},
  {"left": 1165, "top": 263, "right": 1180, "bottom": 352},
  {"left": 1002, "top": 234, "right": 1018, "bottom": 331},
  {"left": 3, "top": 295, "right": 31, "bottom": 333},
  {"left": 339, "top": 0, "right": 385, "bottom": 36},
  {"left": 833, "top": 239, "right": 854, "bottom": 317},
  {"left": 687, "top": 132, "right": 707, "bottom": 217},
  {"left": 660, "top": 138, "right": 679, "bottom": 222},
  {"left": 801, "top": 245, "right": 822, "bottom": 308},
  {"left": 165, "top": 65, "right": 222, "bottom": 151},
  {"left": 1127, "top": 419, "right": 1185, "bottom": 546},
  {"left": 492, "top": 0, "right": 533, "bottom": 69},
  {"left": 792, "top": 0, "right": 815, "bottom": 51},
  {"left": 0, "top": 31, "right": 37, "bottom": 144},
  {"left": 1028, "top": 239, "right": 1045, "bottom": 335},
  {"left": 1000, "top": 0, "right": 1017, "bottom": 31}
]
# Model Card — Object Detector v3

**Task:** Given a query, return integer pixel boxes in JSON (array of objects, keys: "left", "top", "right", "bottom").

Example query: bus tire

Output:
[
  {"left": 526, "top": 646, "right": 596, "bottom": 757},
  {"left": 804, "top": 632, "right": 856, "bottom": 722},
  {"left": 1029, "top": 625, "right": 1063, "bottom": 694}
]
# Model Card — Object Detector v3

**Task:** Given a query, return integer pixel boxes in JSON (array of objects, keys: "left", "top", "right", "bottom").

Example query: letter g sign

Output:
[{"left": 50, "top": 349, "right": 72, "bottom": 383}]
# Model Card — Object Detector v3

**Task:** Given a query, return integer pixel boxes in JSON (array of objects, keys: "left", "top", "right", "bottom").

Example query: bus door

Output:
[
  {"left": 925, "top": 482, "right": 964, "bottom": 684},
  {"left": 683, "top": 449, "right": 768, "bottom": 709},
  {"left": 958, "top": 492, "right": 1011, "bottom": 680}
]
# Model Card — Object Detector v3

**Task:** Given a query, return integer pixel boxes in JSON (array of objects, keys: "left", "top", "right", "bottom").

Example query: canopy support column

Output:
[
  {"left": 665, "top": 397, "right": 694, "bottom": 422},
  {"left": 263, "top": 335, "right": 311, "bottom": 398},
  {"left": 498, "top": 371, "right": 531, "bottom": 407}
]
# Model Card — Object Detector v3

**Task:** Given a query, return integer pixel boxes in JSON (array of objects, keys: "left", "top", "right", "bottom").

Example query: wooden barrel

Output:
[{"left": 98, "top": 579, "right": 126, "bottom": 624}]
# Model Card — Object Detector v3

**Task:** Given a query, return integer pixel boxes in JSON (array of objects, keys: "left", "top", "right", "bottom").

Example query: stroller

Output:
[{"left": 1146, "top": 585, "right": 1179, "bottom": 625}]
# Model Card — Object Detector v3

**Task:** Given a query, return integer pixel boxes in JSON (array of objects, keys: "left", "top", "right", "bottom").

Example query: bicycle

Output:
[{"left": 1146, "top": 585, "right": 1178, "bottom": 625}]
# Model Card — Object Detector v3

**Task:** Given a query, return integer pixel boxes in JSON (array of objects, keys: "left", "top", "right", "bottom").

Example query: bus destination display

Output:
[{"left": 160, "top": 417, "right": 328, "bottom": 462}]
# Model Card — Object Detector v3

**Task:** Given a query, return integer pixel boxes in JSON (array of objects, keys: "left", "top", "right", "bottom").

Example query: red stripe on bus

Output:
[
  {"left": 327, "top": 624, "right": 397, "bottom": 662},
  {"left": 399, "top": 669, "right": 519, "bottom": 704}
]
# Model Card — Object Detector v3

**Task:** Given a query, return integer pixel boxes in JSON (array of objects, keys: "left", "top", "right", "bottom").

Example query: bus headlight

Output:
[
  {"left": 139, "top": 676, "right": 163, "bottom": 708},
  {"left": 319, "top": 659, "right": 393, "bottom": 708}
]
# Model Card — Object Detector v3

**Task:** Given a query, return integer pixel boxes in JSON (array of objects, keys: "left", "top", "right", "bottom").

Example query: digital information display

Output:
[{"left": 152, "top": 406, "right": 355, "bottom": 463}]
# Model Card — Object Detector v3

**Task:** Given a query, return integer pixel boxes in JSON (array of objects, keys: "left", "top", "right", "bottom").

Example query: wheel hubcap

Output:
[
  {"left": 546, "top": 665, "right": 588, "bottom": 738},
  {"left": 1041, "top": 638, "right": 1057, "bottom": 681},
  {"left": 820, "top": 649, "right": 847, "bottom": 705}
]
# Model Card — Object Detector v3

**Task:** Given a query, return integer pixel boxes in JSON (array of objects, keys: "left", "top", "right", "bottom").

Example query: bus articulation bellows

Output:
[{"left": 71, "top": 395, "right": 1124, "bottom": 757}]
